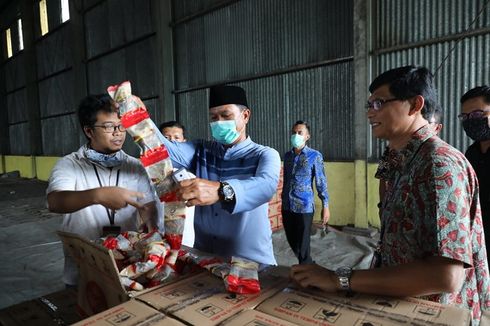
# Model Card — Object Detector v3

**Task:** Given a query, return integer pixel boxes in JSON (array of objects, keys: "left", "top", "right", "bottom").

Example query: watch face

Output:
[
  {"left": 336, "top": 267, "right": 352, "bottom": 277},
  {"left": 223, "top": 185, "right": 234, "bottom": 198}
]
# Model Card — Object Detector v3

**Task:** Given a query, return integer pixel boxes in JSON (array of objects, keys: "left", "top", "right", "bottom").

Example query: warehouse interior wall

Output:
[{"left": 1, "top": 0, "right": 486, "bottom": 229}]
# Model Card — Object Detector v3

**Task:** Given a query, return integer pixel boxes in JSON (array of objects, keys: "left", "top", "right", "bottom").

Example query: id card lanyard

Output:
[{"left": 92, "top": 164, "right": 120, "bottom": 225}]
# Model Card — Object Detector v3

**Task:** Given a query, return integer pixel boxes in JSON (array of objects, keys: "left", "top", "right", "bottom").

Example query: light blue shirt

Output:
[{"left": 161, "top": 136, "right": 280, "bottom": 265}]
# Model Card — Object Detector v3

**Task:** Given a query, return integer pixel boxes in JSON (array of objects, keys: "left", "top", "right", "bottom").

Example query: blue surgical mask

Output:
[
  {"left": 210, "top": 120, "right": 240, "bottom": 145},
  {"left": 291, "top": 134, "right": 305, "bottom": 149}
]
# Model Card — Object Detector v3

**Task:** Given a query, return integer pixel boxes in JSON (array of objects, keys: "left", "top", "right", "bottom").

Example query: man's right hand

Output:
[{"left": 93, "top": 187, "right": 145, "bottom": 210}]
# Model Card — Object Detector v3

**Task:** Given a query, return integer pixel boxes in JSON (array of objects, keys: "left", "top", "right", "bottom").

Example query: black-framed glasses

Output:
[
  {"left": 457, "top": 109, "right": 490, "bottom": 121},
  {"left": 365, "top": 98, "right": 400, "bottom": 111},
  {"left": 93, "top": 123, "right": 126, "bottom": 133}
]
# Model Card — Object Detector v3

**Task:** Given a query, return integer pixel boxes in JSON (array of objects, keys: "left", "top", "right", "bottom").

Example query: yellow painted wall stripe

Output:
[
  {"left": 35, "top": 156, "right": 60, "bottom": 181},
  {"left": 4, "top": 156, "right": 36, "bottom": 178}
]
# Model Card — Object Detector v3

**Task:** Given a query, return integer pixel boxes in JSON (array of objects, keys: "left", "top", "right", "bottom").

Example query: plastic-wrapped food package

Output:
[
  {"left": 225, "top": 256, "right": 260, "bottom": 294},
  {"left": 106, "top": 80, "right": 191, "bottom": 269},
  {"left": 140, "top": 145, "right": 174, "bottom": 198},
  {"left": 107, "top": 81, "right": 141, "bottom": 115},
  {"left": 99, "top": 231, "right": 175, "bottom": 290},
  {"left": 120, "top": 107, "right": 162, "bottom": 154},
  {"left": 179, "top": 250, "right": 231, "bottom": 279}
]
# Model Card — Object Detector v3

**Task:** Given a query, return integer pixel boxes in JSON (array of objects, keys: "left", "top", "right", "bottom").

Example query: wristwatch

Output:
[
  {"left": 219, "top": 182, "right": 235, "bottom": 202},
  {"left": 335, "top": 267, "right": 352, "bottom": 292}
]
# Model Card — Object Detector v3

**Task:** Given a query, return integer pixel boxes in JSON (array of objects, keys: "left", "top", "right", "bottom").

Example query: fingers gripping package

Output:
[{"left": 105, "top": 81, "right": 193, "bottom": 288}]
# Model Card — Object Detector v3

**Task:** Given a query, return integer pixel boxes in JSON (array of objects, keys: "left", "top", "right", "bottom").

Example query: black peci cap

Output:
[{"left": 209, "top": 85, "right": 248, "bottom": 109}]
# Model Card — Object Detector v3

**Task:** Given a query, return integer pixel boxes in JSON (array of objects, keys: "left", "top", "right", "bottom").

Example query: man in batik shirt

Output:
[
  {"left": 282, "top": 120, "right": 330, "bottom": 264},
  {"left": 290, "top": 66, "right": 490, "bottom": 325}
]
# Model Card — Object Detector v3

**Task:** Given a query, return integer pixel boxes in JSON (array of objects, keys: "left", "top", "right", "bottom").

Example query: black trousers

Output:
[{"left": 282, "top": 210, "right": 314, "bottom": 264}]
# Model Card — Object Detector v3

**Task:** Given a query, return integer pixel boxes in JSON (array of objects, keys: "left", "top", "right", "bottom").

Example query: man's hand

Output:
[
  {"left": 321, "top": 206, "right": 330, "bottom": 226},
  {"left": 176, "top": 178, "right": 220, "bottom": 206},
  {"left": 93, "top": 187, "right": 145, "bottom": 210},
  {"left": 48, "top": 187, "right": 145, "bottom": 214},
  {"left": 290, "top": 263, "right": 338, "bottom": 293}
]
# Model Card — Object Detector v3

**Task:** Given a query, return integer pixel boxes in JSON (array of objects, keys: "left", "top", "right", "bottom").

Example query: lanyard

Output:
[{"left": 92, "top": 164, "right": 120, "bottom": 225}]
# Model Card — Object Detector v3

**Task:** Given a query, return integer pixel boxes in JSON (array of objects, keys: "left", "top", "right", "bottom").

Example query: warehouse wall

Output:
[
  {"left": 173, "top": 0, "right": 354, "bottom": 160},
  {"left": 0, "top": 0, "right": 173, "bottom": 159},
  {"left": 370, "top": 0, "right": 490, "bottom": 158},
  {"left": 2, "top": 0, "right": 488, "bottom": 228}
]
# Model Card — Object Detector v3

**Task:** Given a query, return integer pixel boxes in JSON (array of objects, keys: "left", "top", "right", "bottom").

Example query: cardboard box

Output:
[
  {"left": 219, "top": 309, "right": 297, "bottom": 325},
  {"left": 269, "top": 214, "right": 277, "bottom": 230},
  {"left": 268, "top": 202, "right": 282, "bottom": 216},
  {"left": 0, "top": 288, "right": 81, "bottom": 326},
  {"left": 57, "top": 231, "right": 192, "bottom": 317},
  {"left": 138, "top": 266, "right": 289, "bottom": 325},
  {"left": 72, "top": 299, "right": 185, "bottom": 326},
  {"left": 256, "top": 287, "right": 471, "bottom": 326}
]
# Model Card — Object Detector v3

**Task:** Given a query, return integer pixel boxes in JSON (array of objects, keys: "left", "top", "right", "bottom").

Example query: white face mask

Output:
[{"left": 291, "top": 134, "right": 305, "bottom": 148}]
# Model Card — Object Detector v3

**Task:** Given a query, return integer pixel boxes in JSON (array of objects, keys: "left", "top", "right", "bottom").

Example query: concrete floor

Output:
[{"left": 0, "top": 175, "right": 377, "bottom": 310}]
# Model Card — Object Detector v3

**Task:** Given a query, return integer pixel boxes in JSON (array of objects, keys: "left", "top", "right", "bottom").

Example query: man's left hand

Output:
[
  {"left": 322, "top": 206, "right": 331, "bottom": 225},
  {"left": 176, "top": 178, "right": 220, "bottom": 206},
  {"left": 290, "top": 263, "right": 338, "bottom": 292}
]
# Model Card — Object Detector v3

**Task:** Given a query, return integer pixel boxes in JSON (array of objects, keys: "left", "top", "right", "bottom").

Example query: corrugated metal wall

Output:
[
  {"left": 172, "top": 0, "right": 355, "bottom": 160},
  {"left": 371, "top": 0, "right": 490, "bottom": 158},
  {"left": 1, "top": 0, "right": 165, "bottom": 157}
]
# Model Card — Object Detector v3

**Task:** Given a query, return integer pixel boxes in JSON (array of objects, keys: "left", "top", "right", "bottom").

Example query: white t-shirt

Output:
[{"left": 47, "top": 145, "right": 157, "bottom": 285}]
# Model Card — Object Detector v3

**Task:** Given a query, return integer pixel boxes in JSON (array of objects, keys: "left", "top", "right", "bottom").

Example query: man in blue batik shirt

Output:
[
  {"left": 160, "top": 85, "right": 281, "bottom": 266},
  {"left": 282, "top": 120, "right": 330, "bottom": 264}
]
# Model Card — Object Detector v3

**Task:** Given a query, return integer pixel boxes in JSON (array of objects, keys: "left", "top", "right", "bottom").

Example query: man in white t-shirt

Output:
[{"left": 47, "top": 94, "right": 158, "bottom": 287}]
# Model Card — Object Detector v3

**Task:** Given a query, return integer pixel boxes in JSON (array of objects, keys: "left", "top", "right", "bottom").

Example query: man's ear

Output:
[
  {"left": 242, "top": 108, "right": 251, "bottom": 124},
  {"left": 83, "top": 126, "right": 94, "bottom": 140},
  {"left": 409, "top": 95, "right": 425, "bottom": 115}
]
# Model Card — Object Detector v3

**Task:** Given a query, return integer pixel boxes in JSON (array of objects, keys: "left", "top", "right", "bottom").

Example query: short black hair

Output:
[
  {"left": 293, "top": 120, "right": 310, "bottom": 133},
  {"left": 460, "top": 85, "right": 490, "bottom": 104},
  {"left": 78, "top": 94, "right": 116, "bottom": 137},
  {"left": 369, "top": 65, "right": 439, "bottom": 119},
  {"left": 159, "top": 121, "right": 186, "bottom": 135}
]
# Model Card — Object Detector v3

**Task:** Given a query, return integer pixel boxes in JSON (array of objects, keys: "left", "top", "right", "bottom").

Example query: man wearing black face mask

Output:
[{"left": 460, "top": 86, "right": 490, "bottom": 262}]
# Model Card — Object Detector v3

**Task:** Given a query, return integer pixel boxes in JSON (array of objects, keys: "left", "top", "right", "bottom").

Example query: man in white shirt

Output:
[{"left": 47, "top": 94, "right": 158, "bottom": 287}]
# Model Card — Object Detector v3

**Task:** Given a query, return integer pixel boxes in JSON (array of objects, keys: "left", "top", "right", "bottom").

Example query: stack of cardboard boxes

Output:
[
  {"left": 60, "top": 231, "right": 472, "bottom": 326},
  {"left": 268, "top": 166, "right": 284, "bottom": 231}
]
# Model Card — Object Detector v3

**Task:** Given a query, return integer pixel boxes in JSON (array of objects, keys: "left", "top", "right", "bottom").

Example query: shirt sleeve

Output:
[
  {"left": 424, "top": 155, "right": 474, "bottom": 267},
  {"left": 313, "top": 152, "right": 329, "bottom": 207},
  {"left": 226, "top": 147, "right": 281, "bottom": 214},
  {"left": 159, "top": 133, "right": 197, "bottom": 171},
  {"left": 46, "top": 157, "right": 76, "bottom": 194}
]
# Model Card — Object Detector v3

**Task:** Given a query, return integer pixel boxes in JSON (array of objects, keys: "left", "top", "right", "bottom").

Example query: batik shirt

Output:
[
  {"left": 281, "top": 146, "right": 329, "bottom": 213},
  {"left": 378, "top": 125, "right": 490, "bottom": 325}
]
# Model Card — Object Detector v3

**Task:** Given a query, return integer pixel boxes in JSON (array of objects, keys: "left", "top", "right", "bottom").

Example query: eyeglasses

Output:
[
  {"left": 365, "top": 98, "right": 400, "bottom": 111},
  {"left": 93, "top": 123, "right": 126, "bottom": 133},
  {"left": 457, "top": 109, "right": 490, "bottom": 121}
]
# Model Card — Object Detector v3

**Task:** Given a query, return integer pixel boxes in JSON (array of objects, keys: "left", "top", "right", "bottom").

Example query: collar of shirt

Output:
[
  {"left": 221, "top": 136, "right": 254, "bottom": 160},
  {"left": 289, "top": 145, "right": 310, "bottom": 155},
  {"left": 375, "top": 124, "right": 436, "bottom": 181}
]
